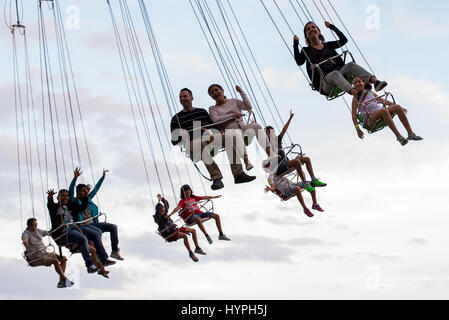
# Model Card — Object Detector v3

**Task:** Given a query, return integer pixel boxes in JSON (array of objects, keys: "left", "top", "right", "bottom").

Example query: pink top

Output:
[
  {"left": 359, "top": 91, "right": 382, "bottom": 118},
  {"left": 209, "top": 92, "right": 252, "bottom": 130}
]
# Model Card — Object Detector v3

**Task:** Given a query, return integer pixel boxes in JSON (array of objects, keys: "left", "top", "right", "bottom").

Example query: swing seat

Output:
[
  {"left": 357, "top": 114, "right": 396, "bottom": 134},
  {"left": 327, "top": 74, "right": 355, "bottom": 100}
]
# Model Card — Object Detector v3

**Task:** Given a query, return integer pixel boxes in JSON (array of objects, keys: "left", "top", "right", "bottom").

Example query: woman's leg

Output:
[
  {"left": 178, "top": 233, "right": 192, "bottom": 253},
  {"left": 340, "top": 62, "right": 376, "bottom": 84},
  {"left": 299, "top": 157, "right": 315, "bottom": 180},
  {"left": 387, "top": 105, "right": 413, "bottom": 136},
  {"left": 368, "top": 108, "right": 402, "bottom": 138},
  {"left": 185, "top": 227, "right": 200, "bottom": 249},
  {"left": 241, "top": 123, "right": 271, "bottom": 156},
  {"left": 294, "top": 186, "right": 307, "bottom": 210},
  {"left": 194, "top": 216, "right": 208, "bottom": 236}
]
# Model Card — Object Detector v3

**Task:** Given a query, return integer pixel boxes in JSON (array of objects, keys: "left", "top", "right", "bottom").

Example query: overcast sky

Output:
[{"left": 1, "top": 0, "right": 448, "bottom": 299}]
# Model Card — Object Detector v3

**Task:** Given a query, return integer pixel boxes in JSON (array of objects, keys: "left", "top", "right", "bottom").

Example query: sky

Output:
[{"left": 0, "top": 0, "right": 448, "bottom": 300}]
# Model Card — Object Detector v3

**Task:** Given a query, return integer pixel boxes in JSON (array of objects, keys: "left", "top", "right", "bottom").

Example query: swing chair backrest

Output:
[
  {"left": 357, "top": 92, "right": 396, "bottom": 134},
  {"left": 23, "top": 243, "right": 56, "bottom": 266}
]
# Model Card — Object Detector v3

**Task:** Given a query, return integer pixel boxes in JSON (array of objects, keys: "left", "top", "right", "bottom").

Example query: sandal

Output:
[{"left": 397, "top": 136, "right": 409, "bottom": 146}]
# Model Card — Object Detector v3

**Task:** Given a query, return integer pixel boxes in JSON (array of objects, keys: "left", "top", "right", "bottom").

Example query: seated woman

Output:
[
  {"left": 208, "top": 84, "right": 271, "bottom": 170},
  {"left": 169, "top": 185, "right": 230, "bottom": 245},
  {"left": 351, "top": 77, "right": 423, "bottom": 146},
  {"left": 22, "top": 218, "right": 74, "bottom": 288},
  {"left": 263, "top": 161, "right": 324, "bottom": 218},
  {"left": 294, "top": 21, "right": 388, "bottom": 98},
  {"left": 265, "top": 111, "right": 327, "bottom": 192},
  {"left": 154, "top": 194, "right": 206, "bottom": 262},
  {"left": 47, "top": 189, "right": 109, "bottom": 278}
]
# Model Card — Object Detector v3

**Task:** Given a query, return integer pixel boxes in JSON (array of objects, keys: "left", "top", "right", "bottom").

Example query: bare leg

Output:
[
  {"left": 89, "top": 244, "right": 109, "bottom": 277},
  {"left": 310, "top": 190, "right": 318, "bottom": 206},
  {"left": 388, "top": 105, "right": 413, "bottom": 135},
  {"left": 179, "top": 233, "right": 192, "bottom": 253},
  {"left": 52, "top": 258, "right": 67, "bottom": 282},
  {"left": 211, "top": 213, "right": 223, "bottom": 234},
  {"left": 194, "top": 217, "right": 208, "bottom": 236},
  {"left": 287, "top": 160, "right": 306, "bottom": 181},
  {"left": 185, "top": 227, "right": 200, "bottom": 248},
  {"left": 294, "top": 187, "right": 307, "bottom": 210},
  {"left": 300, "top": 157, "right": 316, "bottom": 180},
  {"left": 368, "top": 108, "right": 401, "bottom": 138}
]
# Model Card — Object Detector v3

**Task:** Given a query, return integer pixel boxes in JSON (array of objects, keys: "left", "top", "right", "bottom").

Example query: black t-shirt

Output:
[
  {"left": 277, "top": 135, "right": 287, "bottom": 161},
  {"left": 294, "top": 25, "right": 348, "bottom": 94},
  {"left": 170, "top": 108, "right": 217, "bottom": 145}
]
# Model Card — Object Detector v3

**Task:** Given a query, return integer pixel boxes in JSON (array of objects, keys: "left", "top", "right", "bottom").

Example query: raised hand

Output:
[
  {"left": 289, "top": 110, "right": 295, "bottom": 119},
  {"left": 102, "top": 169, "right": 109, "bottom": 178},
  {"left": 157, "top": 194, "right": 162, "bottom": 202},
  {"left": 235, "top": 85, "right": 243, "bottom": 94},
  {"left": 74, "top": 167, "right": 82, "bottom": 179},
  {"left": 325, "top": 21, "right": 331, "bottom": 28},
  {"left": 293, "top": 35, "right": 299, "bottom": 42},
  {"left": 47, "top": 189, "right": 56, "bottom": 197}
]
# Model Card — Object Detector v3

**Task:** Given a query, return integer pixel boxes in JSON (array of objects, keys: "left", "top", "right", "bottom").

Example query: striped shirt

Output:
[{"left": 171, "top": 108, "right": 216, "bottom": 145}]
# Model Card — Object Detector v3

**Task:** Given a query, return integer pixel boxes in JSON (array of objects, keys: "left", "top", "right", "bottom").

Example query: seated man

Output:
[
  {"left": 22, "top": 218, "right": 74, "bottom": 288},
  {"left": 171, "top": 88, "right": 256, "bottom": 190},
  {"left": 47, "top": 189, "right": 110, "bottom": 278},
  {"left": 154, "top": 194, "right": 206, "bottom": 262},
  {"left": 69, "top": 168, "right": 116, "bottom": 267}
]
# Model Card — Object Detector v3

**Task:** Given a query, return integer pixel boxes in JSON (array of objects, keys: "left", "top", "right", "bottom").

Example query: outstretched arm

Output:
[
  {"left": 168, "top": 205, "right": 182, "bottom": 217},
  {"left": 88, "top": 169, "right": 108, "bottom": 199},
  {"left": 279, "top": 111, "right": 295, "bottom": 140},
  {"left": 69, "top": 167, "right": 82, "bottom": 203}
]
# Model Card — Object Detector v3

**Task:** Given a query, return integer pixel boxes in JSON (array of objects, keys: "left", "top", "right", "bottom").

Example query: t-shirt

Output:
[
  {"left": 209, "top": 93, "right": 252, "bottom": 130},
  {"left": 80, "top": 205, "right": 93, "bottom": 226},
  {"left": 171, "top": 108, "right": 216, "bottom": 144},
  {"left": 22, "top": 228, "right": 49, "bottom": 260},
  {"left": 357, "top": 91, "right": 382, "bottom": 118},
  {"left": 268, "top": 174, "right": 292, "bottom": 194},
  {"left": 57, "top": 206, "right": 74, "bottom": 226},
  {"left": 177, "top": 196, "right": 205, "bottom": 220}
]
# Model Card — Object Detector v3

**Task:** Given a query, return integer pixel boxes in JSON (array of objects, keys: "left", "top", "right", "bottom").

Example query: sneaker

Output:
[
  {"left": 102, "top": 259, "right": 116, "bottom": 267},
  {"left": 407, "top": 133, "right": 423, "bottom": 141},
  {"left": 303, "top": 208, "right": 314, "bottom": 218},
  {"left": 206, "top": 235, "right": 213, "bottom": 245},
  {"left": 375, "top": 80, "right": 388, "bottom": 92},
  {"left": 211, "top": 179, "right": 224, "bottom": 191},
  {"left": 218, "top": 234, "right": 231, "bottom": 241},
  {"left": 311, "top": 178, "right": 327, "bottom": 188},
  {"left": 189, "top": 252, "right": 199, "bottom": 262},
  {"left": 194, "top": 247, "right": 206, "bottom": 255},
  {"left": 57, "top": 281, "right": 65, "bottom": 288},
  {"left": 234, "top": 173, "right": 256, "bottom": 184},
  {"left": 312, "top": 204, "right": 325, "bottom": 212},
  {"left": 245, "top": 162, "right": 254, "bottom": 171},
  {"left": 87, "top": 265, "right": 99, "bottom": 274},
  {"left": 110, "top": 251, "right": 124, "bottom": 261},
  {"left": 397, "top": 136, "right": 409, "bottom": 146},
  {"left": 303, "top": 182, "right": 315, "bottom": 193}
]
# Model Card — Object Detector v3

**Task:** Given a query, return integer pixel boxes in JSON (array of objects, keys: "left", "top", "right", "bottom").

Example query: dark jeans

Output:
[
  {"left": 80, "top": 225, "right": 108, "bottom": 263},
  {"left": 66, "top": 228, "right": 94, "bottom": 268},
  {"left": 95, "top": 222, "right": 120, "bottom": 252}
]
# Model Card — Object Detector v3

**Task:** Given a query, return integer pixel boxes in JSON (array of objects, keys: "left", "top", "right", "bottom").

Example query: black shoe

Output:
[
  {"left": 102, "top": 259, "right": 116, "bottom": 267},
  {"left": 375, "top": 80, "right": 388, "bottom": 92},
  {"left": 87, "top": 265, "right": 99, "bottom": 274},
  {"left": 234, "top": 173, "right": 256, "bottom": 184},
  {"left": 211, "top": 179, "right": 224, "bottom": 191}
]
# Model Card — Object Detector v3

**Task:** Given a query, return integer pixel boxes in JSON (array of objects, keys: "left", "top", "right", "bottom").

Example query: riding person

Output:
[
  {"left": 154, "top": 194, "right": 206, "bottom": 262},
  {"left": 22, "top": 218, "right": 74, "bottom": 288},
  {"left": 293, "top": 21, "right": 388, "bottom": 98},
  {"left": 69, "top": 168, "right": 116, "bottom": 267},
  {"left": 352, "top": 77, "right": 423, "bottom": 146},
  {"left": 265, "top": 111, "right": 327, "bottom": 192},
  {"left": 169, "top": 185, "right": 231, "bottom": 245},
  {"left": 171, "top": 88, "right": 256, "bottom": 190},
  {"left": 47, "top": 189, "right": 110, "bottom": 278},
  {"left": 208, "top": 84, "right": 272, "bottom": 170}
]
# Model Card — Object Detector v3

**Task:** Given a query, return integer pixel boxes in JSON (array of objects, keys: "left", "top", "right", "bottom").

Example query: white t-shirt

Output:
[
  {"left": 22, "top": 228, "right": 49, "bottom": 260},
  {"left": 268, "top": 173, "right": 292, "bottom": 194}
]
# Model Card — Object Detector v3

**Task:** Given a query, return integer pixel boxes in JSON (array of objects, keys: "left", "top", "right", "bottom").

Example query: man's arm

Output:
[{"left": 279, "top": 112, "right": 295, "bottom": 140}]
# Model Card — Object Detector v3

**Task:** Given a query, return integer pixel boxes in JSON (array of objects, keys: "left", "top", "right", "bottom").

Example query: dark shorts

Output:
[
  {"left": 187, "top": 212, "right": 213, "bottom": 225},
  {"left": 276, "top": 158, "right": 289, "bottom": 176}
]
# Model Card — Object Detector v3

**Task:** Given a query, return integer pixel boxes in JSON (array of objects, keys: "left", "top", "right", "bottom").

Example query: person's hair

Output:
[
  {"left": 27, "top": 218, "right": 37, "bottom": 227},
  {"left": 180, "top": 88, "right": 193, "bottom": 96},
  {"left": 180, "top": 184, "right": 194, "bottom": 200},
  {"left": 58, "top": 189, "right": 69, "bottom": 196},
  {"left": 76, "top": 184, "right": 87, "bottom": 193},
  {"left": 207, "top": 84, "right": 224, "bottom": 95},
  {"left": 265, "top": 126, "right": 274, "bottom": 131},
  {"left": 304, "top": 21, "right": 325, "bottom": 46},
  {"left": 155, "top": 203, "right": 164, "bottom": 215}
]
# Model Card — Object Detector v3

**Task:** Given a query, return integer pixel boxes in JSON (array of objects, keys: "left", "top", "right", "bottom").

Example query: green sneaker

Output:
[
  {"left": 311, "top": 178, "right": 327, "bottom": 188},
  {"left": 302, "top": 182, "right": 315, "bottom": 193}
]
